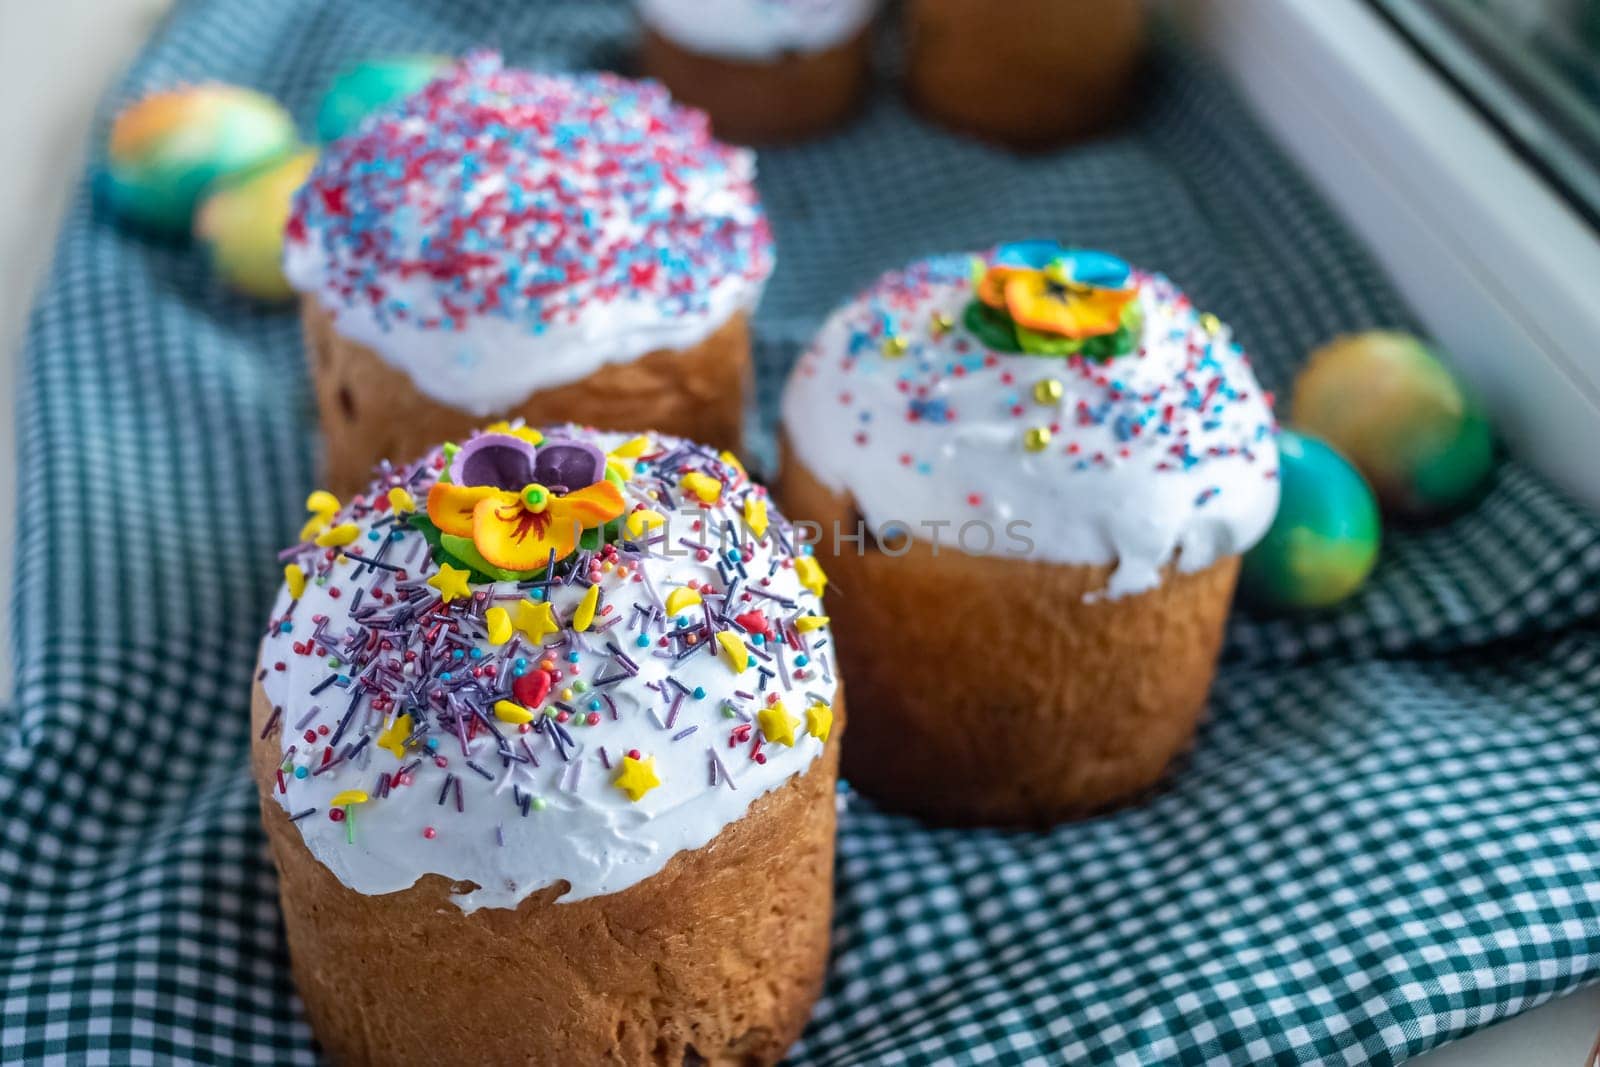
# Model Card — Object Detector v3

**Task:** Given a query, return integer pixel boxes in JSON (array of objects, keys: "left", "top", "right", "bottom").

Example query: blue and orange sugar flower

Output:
[{"left": 966, "top": 241, "right": 1142, "bottom": 359}]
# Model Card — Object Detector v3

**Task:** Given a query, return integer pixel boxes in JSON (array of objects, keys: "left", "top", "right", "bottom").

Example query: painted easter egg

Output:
[
  {"left": 101, "top": 85, "right": 298, "bottom": 236},
  {"left": 1240, "top": 430, "right": 1380, "bottom": 611},
  {"left": 195, "top": 149, "right": 317, "bottom": 300},
  {"left": 315, "top": 56, "right": 450, "bottom": 143},
  {"left": 1292, "top": 332, "right": 1495, "bottom": 517}
]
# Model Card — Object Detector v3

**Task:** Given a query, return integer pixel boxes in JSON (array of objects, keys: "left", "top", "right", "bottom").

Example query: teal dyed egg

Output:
[
  {"left": 101, "top": 85, "right": 298, "bottom": 236},
  {"left": 1241, "top": 431, "right": 1381, "bottom": 611},
  {"left": 316, "top": 56, "right": 450, "bottom": 143},
  {"left": 1293, "top": 332, "right": 1495, "bottom": 517},
  {"left": 195, "top": 149, "right": 316, "bottom": 301}
]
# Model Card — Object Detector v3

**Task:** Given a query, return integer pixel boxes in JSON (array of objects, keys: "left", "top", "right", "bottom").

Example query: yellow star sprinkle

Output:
[
  {"left": 794, "top": 556, "right": 827, "bottom": 598},
  {"left": 314, "top": 523, "right": 360, "bottom": 548},
  {"left": 716, "top": 631, "right": 748, "bottom": 674},
  {"left": 376, "top": 713, "right": 413, "bottom": 758},
  {"left": 329, "top": 790, "right": 369, "bottom": 807},
  {"left": 681, "top": 471, "right": 722, "bottom": 504},
  {"left": 573, "top": 584, "right": 600, "bottom": 632},
  {"left": 284, "top": 563, "right": 306, "bottom": 601},
  {"left": 793, "top": 615, "right": 830, "bottom": 633},
  {"left": 427, "top": 563, "right": 473, "bottom": 603},
  {"left": 1199, "top": 312, "right": 1223, "bottom": 336},
  {"left": 484, "top": 606, "right": 512, "bottom": 646},
  {"left": 665, "top": 587, "right": 702, "bottom": 617},
  {"left": 625, "top": 509, "right": 666, "bottom": 537},
  {"left": 387, "top": 487, "right": 416, "bottom": 513},
  {"left": 719, "top": 450, "right": 747, "bottom": 477},
  {"left": 758, "top": 701, "right": 799, "bottom": 747},
  {"left": 512, "top": 598, "right": 560, "bottom": 643},
  {"left": 743, "top": 496, "right": 769, "bottom": 540},
  {"left": 494, "top": 700, "right": 535, "bottom": 725},
  {"left": 614, "top": 755, "right": 661, "bottom": 802},
  {"left": 805, "top": 702, "right": 834, "bottom": 743}
]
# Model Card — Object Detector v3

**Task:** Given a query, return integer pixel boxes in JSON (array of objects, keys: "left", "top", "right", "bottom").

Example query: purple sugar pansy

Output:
[
  {"left": 449, "top": 432, "right": 539, "bottom": 490},
  {"left": 532, "top": 438, "right": 606, "bottom": 493},
  {"left": 447, "top": 431, "right": 607, "bottom": 493}
]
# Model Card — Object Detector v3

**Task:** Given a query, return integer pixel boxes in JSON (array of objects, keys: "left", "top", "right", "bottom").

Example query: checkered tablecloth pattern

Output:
[{"left": 3, "top": 0, "right": 1599, "bottom": 1063}]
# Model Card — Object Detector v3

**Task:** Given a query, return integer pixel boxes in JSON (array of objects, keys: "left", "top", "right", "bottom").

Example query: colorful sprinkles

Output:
[
  {"left": 258, "top": 426, "right": 833, "bottom": 902},
  {"left": 287, "top": 52, "right": 774, "bottom": 337},
  {"left": 797, "top": 249, "right": 1276, "bottom": 484}
]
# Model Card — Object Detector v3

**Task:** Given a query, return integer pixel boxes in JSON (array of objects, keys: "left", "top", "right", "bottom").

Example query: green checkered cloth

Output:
[{"left": 4, "top": 0, "right": 1599, "bottom": 1063}]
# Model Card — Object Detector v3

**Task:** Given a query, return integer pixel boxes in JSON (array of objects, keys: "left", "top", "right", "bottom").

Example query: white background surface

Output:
[{"left": 0, "top": 2, "right": 1594, "bottom": 1063}]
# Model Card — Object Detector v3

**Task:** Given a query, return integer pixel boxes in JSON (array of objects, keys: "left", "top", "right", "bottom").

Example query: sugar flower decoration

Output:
[
  {"left": 422, "top": 432, "right": 625, "bottom": 578},
  {"left": 965, "top": 241, "right": 1141, "bottom": 359}
]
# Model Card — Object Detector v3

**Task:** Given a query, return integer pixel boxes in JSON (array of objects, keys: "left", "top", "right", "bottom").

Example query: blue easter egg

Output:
[
  {"left": 1241, "top": 431, "right": 1381, "bottom": 611},
  {"left": 316, "top": 56, "right": 451, "bottom": 143}
]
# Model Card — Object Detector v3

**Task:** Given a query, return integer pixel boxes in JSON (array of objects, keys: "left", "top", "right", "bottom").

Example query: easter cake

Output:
[
  {"left": 780, "top": 242, "right": 1277, "bottom": 825},
  {"left": 253, "top": 424, "right": 841, "bottom": 1064},
  {"left": 286, "top": 54, "right": 774, "bottom": 495},
  {"left": 904, "top": 0, "right": 1145, "bottom": 148},
  {"left": 638, "top": 0, "right": 878, "bottom": 143}
]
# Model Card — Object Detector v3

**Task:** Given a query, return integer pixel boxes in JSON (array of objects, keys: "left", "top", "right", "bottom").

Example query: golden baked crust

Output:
[
  {"left": 252, "top": 681, "right": 843, "bottom": 1067},
  {"left": 301, "top": 301, "right": 751, "bottom": 498},
  {"left": 904, "top": 0, "right": 1145, "bottom": 148},
  {"left": 780, "top": 443, "right": 1235, "bottom": 827},
  {"left": 641, "top": 28, "right": 872, "bottom": 145}
]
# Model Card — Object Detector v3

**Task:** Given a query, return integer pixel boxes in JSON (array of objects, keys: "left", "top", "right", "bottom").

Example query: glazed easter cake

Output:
[
  {"left": 638, "top": 0, "right": 877, "bottom": 143},
  {"left": 286, "top": 53, "right": 774, "bottom": 495},
  {"left": 781, "top": 242, "right": 1277, "bottom": 825},
  {"left": 252, "top": 424, "right": 840, "bottom": 1064}
]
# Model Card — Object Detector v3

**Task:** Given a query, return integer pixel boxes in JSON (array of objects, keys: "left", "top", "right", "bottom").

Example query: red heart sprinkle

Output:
[{"left": 513, "top": 669, "right": 552, "bottom": 709}]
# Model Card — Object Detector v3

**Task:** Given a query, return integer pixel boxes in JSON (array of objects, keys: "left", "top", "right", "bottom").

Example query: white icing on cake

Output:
[
  {"left": 284, "top": 55, "right": 774, "bottom": 418},
  {"left": 780, "top": 251, "right": 1280, "bottom": 598},
  {"left": 258, "top": 427, "right": 836, "bottom": 911},
  {"left": 639, "top": 0, "right": 876, "bottom": 60}
]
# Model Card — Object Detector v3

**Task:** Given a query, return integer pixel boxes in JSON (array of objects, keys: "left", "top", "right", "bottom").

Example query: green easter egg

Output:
[
  {"left": 1241, "top": 430, "right": 1380, "bottom": 611},
  {"left": 1292, "top": 331, "right": 1495, "bottom": 517},
  {"left": 102, "top": 84, "right": 298, "bottom": 236},
  {"left": 316, "top": 56, "right": 450, "bottom": 143},
  {"left": 195, "top": 149, "right": 317, "bottom": 301}
]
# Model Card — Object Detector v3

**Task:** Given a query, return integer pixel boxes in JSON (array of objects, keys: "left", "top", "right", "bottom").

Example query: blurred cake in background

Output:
[
  {"left": 286, "top": 53, "right": 774, "bottom": 494},
  {"left": 904, "top": 0, "right": 1145, "bottom": 148},
  {"left": 639, "top": 0, "right": 877, "bottom": 142}
]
